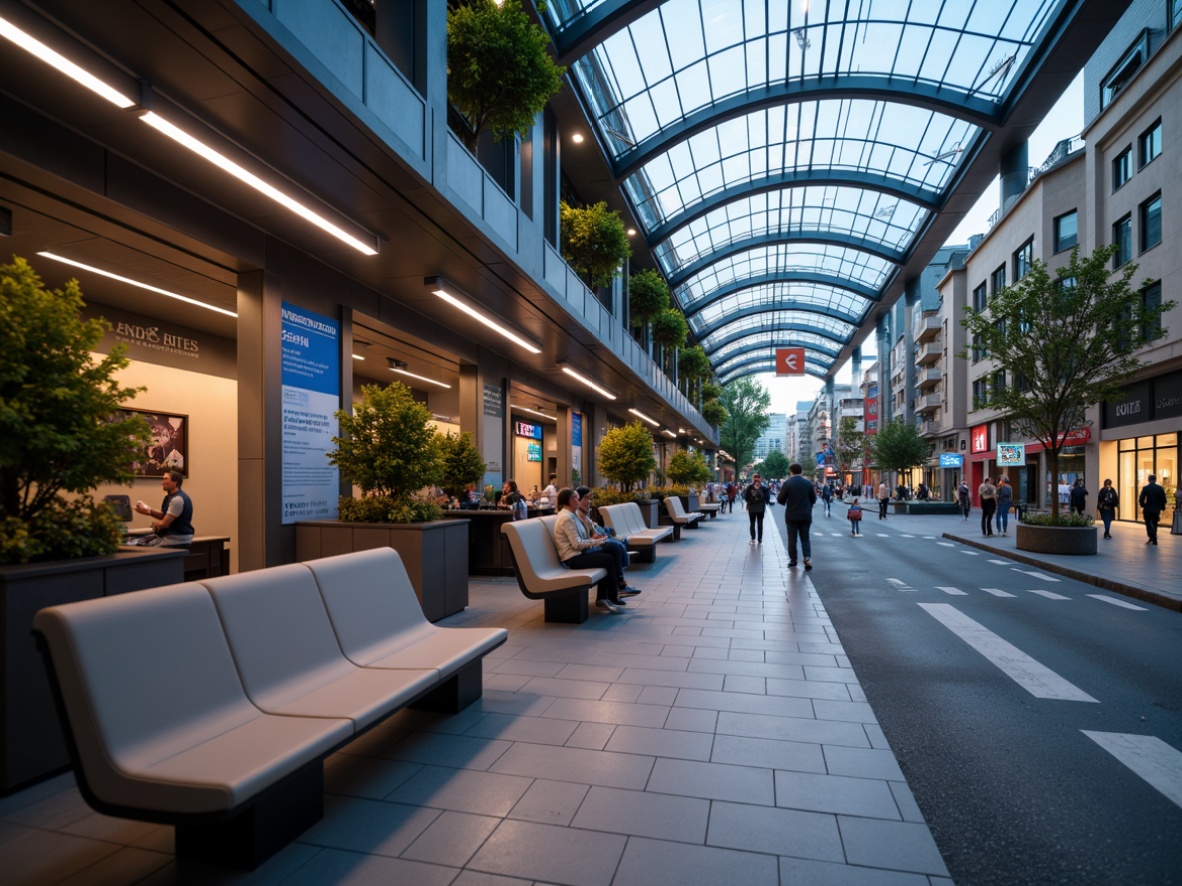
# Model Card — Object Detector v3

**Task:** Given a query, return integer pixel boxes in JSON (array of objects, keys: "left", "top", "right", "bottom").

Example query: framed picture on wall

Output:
[{"left": 118, "top": 409, "right": 188, "bottom": 478}]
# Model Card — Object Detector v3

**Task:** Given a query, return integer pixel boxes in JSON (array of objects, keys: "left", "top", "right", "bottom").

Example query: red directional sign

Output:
[{"left": 775, "top": 347, "right": 806, "bottom": 376}]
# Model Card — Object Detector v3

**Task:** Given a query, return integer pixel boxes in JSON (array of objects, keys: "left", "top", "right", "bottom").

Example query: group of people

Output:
[
  {"left": 553, "top": 485, "right": 641, "bottom": 614},
  {"left": 973, "top": 476, "right": 1015, "bottom": 537}
]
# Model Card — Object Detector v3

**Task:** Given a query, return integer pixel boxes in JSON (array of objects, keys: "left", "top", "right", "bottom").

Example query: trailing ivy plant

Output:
[{"left": 447, "top": 0, "right": 565, "bottom": 153}]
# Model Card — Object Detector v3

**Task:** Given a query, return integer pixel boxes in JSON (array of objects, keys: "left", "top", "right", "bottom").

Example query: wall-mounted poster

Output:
[
  {"left": 117, "top": 409, "right": 188, "bottom": 477},
  {"left": 996, "top": 443, "right": 1026, "bottom": 466}
]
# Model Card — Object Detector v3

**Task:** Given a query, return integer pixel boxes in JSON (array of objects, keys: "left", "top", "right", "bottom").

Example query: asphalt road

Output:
[{"left": 771, "top": 506, "right": 1182, "bottom": 886}]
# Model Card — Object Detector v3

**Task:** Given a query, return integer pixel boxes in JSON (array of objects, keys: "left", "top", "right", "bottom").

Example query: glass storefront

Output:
[{"left": 1117, "top": 433, "right": 1177, "bottom": 521}]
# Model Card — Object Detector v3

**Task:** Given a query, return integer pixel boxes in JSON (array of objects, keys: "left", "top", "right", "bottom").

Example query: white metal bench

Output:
[
  {"left": 599, "top": 502, "right": 674, "bottom": 561},
  {"left": 500, "top": 516, "right": 606, "bottom": 623},
  {"left": 663, "top": 495, "right": 705, "bottom": 539}
]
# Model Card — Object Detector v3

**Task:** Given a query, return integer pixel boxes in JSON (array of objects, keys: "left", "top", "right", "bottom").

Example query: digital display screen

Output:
[
  {"left": 515, "top": 421, "right": 542, "bottom": 439},
  {"left": 527, "top": 442, "right": 542, "bottom": 462}
]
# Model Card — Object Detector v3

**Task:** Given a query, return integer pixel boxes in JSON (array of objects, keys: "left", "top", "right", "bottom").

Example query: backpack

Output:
[{"left": 848, "top": 504, "right": 862, "bottom": 521}]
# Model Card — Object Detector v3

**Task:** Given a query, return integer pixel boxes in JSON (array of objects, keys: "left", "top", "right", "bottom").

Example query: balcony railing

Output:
[
  {"left": 916, "top": 342, "right": 941, "bottom": 365},
  {"left": 915, "top": 316, "right": 941, "bottom": 345},
  {"left": 917, "top": 367, "right": 942, "bottom": 391}
]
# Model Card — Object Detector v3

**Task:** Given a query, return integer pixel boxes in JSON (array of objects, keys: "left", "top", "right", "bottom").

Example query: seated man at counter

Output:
[
  {"left": 575, "top": 486, "right": 640, "bottom": 597},
  {"left": 553, "top": 487, "right": 630, "bottom": 614},
  {"left": 132, "top": 469, "right": 194, "bottom": 546},
  {"left": 497, "top": 479, "right": 528, "bottom": 520}
]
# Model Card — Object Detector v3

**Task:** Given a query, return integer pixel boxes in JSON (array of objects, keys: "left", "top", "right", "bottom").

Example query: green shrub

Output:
[
  {"left": 1021, "top": 512, "right": 1094, "bottom": 527},
  {"left": 337, "top": 492, "right": 442, "bottom": 525}
]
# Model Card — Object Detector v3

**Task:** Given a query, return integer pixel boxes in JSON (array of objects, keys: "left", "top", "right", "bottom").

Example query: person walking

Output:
[
  {"left": 821, "top": 483, "right": 833, "bottom": 517},
  {"left": 995, "top": 477, "right": 1013, "bottom": 536},
  {"left": 777, "top": 463, "right": 817, "bottom": 570},
  {"left": 978, "top": 476, "right": 997, "bottom": 537},
  {"left": 1096, "top": 479, "right": 1119, "bottom": 539},
  {"left": 744, "top": 473, "right": 771, "bottom": 544},
  {"left": 847, "top": 498, "right": 863, "bottom": 536},
  {"left": 957, "top": 480, "right": 971, "bottom": 522},
  {"left": 1069, "top": 478, "right": 1089, "bottom": 517},
  {"left": 1138, "top": 474, "right": 1167, "bottom": 545},
  {"left": 877, "top": 481, "right": 890, "bottom": 520}
]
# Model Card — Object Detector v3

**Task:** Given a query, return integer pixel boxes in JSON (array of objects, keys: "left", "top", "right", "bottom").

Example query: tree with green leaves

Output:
[
  {"left": 0, "top": 257, "right": 150, "bottom": 563},
  {"left": 718, "top": 377, "right": 771, "bottom": 476},
  {"left": 650, "top": 307, "right": 688, "bottom": 378},
  {"left": 961, "top": 244, "right": 1172, "bottom": 519},
  {"left": 330, "top": 382, "right": 444, "bottom": 522},
  {"left": 760, "top": 449, "right": 791, "bottom": 480},
  {"left": 629, "top": 268, "right": 670, "bottom": 352},
  {"left": 597, "top": 421, "right": 656, "bottom": 491},
  {"left": 833, "top": 415, "right": 866, "bottom": 485},
  {"left": 560, "top": 201, "right": 631, "bottom": 290},
  {"left": 678, "top": 345, "right": 711, "bottom": 405},
  {"left": 869, "top": 417, "right": 930, "bottom": 482},
  {"left": 438, "top": 431, "right": 487, "bottom": 498},
  {"left": 666, "top": 449, "right": 711, "bottom": 486},
  {"left": 446, "top": 0, "right": 565, "bottom": 153}
]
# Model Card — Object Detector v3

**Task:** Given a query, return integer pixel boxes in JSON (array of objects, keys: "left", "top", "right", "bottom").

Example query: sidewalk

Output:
[{"left": 854, "top": 506, "right": 1181, "bottom": 612}]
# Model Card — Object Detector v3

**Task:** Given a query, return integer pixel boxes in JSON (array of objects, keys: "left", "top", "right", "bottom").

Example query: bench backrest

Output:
[
  {"left": 665, "top": 496, "right": 687, "bottom": 518},
  {"left": 202, "top": 564, "right": 355, "bottom": 711},
  {"left": 303, "top": 547, "right": 433, "bottom": 666},
  {"left": 601, "top": 503, "right": 637, "bottom": 536},
  {"left": 33, "top": 583, "right": 262, "bottom": 804},
  {"left": 502, "top": 516, "right": 565, "bottom": 582}
]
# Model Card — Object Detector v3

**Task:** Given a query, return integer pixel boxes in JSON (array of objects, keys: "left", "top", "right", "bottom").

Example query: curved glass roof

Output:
[{"left": 542, "top": 0, "right": 1081, "bottom": 381}]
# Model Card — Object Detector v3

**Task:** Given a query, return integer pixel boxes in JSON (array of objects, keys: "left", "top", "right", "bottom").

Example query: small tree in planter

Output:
[
  {"left": 678, "top": 345, "right": 711, "bottom": 407},
  {"left": 561, "top": 201, "right": 632, "bottom": 291},
  {"left": 0, "top": 257, "right": 149, "bottom": 564},
  {"left": 629, "top": 268, "right": 670, "bottom": 352},
  {"left": 329, "top": 382, "right": 444, "bottom": 523},
  {"left": 666, "top": 450, "right": 711, "bottom": 487},
  {"left": 650, "top": 307, "right": 688, "bottom": 379},
  {"left": 961, "top": 245, "right": 1172, "bottom": 520},
  {"left": 598, "top": 421, "right": 656, "bottom": 492},
  {"left": 446, "top": 0, "right": 565, "bottom": 155},
  {"left": 438, "top": 431, "right": 487, "bottom": 501}
]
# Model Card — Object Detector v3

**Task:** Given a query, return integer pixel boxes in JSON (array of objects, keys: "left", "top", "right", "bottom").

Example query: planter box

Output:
[
  {"left": 634, "top": 499, "right": 660, "bottom": 529},
  {"left": 1016, "top": 523, "right": 1098, "bottom": 555},
  {"left": 295, "top": 520, "right": 468, "bottom": 622},
  {"left": 905, "top": 502, "right": 961, "bottom": 515},
  {"left": 1, "top": 548, "right": 186, "bottom": 791}
]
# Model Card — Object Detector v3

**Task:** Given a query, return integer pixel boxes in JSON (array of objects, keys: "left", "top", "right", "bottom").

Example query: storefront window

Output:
[{"left": 1116, "top": 433, "right": 1178, "bottom": 520}]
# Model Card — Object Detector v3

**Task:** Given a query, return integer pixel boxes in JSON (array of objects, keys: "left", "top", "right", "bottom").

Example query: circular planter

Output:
[{"left": 1015, "top": 523, "right": 1097, "bottom": 555}]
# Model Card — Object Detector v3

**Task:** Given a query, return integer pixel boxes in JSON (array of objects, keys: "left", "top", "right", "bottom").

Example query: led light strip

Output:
[
  {"left": 560, "top": 365, "right": 616, "bottom": 400},
  {"left": 628, "top": 407, "right": 659, "bottom": 427},
  {"left": 390, "top": 367, "right": 451, "bottom": 389},
  {"left": 0, "top": 17, "right": 135, "bottom": 108},
  {"left": 38, "top": 252, "right": 238, "bottom": 318},
  {"left": 512, "top": 405, "right": 556, "bottom": 420},
  {"left": 430, "top": 286, "right": 541, "bottom": 354}
]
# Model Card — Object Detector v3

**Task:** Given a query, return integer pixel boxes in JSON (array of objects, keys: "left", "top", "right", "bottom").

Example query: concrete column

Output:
[
  {"left": 824, "top": 376, "right": 836, "bottom": 447},
  {"left": 459, "top": 350, "right": 512, "bottom": 491},
  {"left": 1000, "top": 141, "right": 1029, "bottom": 215},
  {"left": 850, "top": 349, "right": 862, "bottom": 392},
  {"left": 903, "top": 279, "right": 920, "bottom": 426},
  {"left": 876, "top": 314, "right": 892, "bottom": 423}
]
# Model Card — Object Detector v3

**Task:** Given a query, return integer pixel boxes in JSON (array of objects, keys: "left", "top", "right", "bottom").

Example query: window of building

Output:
[
  {"left": 1013, "top": 238, "right": 1033, "bottom": 280},
  {"left": 972, "top": 282, "right": 988, "bottom": 312},
  {"left": 971, "top": 332, "right": 986, "bottom": 362},
  {"left": 1173, "top": 0, "right": 1182, "bottom": 31},
  {"left": 992, "top": 371, "right": 1006, "bottom": 396},
  {"left": 1014, "top": 372, "right": 1031, "bottom": 393},
  {"left": 1113, "top": 214, "right": 1132, "bottom": 267},
  {"left": 1141, "top": 281, "right": 1162, "bottom": 341},
  {"left": 1053, "top": 210, "right": 1078, "bottom": 252},
  {"left": 971, "top": 378, "right": 988, "bottom": 406},
  {"left": 990, "top": 264, "right": 1006, "bottom": 294},
  {"left": 1139, "top": 118, "right": 1162, "bottom": 167},
  {"left": 1112, "top": 148, "right": 1132, "bottom": 190},
  {"left": 1101, "top": 31, "right": 1149, "bottom": 110},
  {"left": 1140, "top": 193, "right": 1162, "bottom": 252}
]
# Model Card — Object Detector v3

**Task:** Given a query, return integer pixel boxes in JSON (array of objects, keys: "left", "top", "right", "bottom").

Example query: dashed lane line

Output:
[
  {"left": 980, "top": 588, "right": 1017, "bottom": 597},
  {"left": 1083, "top": 732, "right": 1182, "bottom": 809},
  {"left": 1013, "top": 569, "right": 1061, "bottom": 582},
  {"left": 1087, "top": 594, "right": 1148, "bottom": 611},
  {"left": 937, "top": 542, "right": 956, "bottom": 547},
  {"left": 1026, "top": 589, "right": 1071, "bottom": 600},
  {"left": 987, "top": 559, "right": 1010, "bottom": 565},
  {"left": 936, "top": 586, "right": 968, "bottom": 595},
  {"left": 918, "top": 603, "right": 1098, "bottom": 702}
]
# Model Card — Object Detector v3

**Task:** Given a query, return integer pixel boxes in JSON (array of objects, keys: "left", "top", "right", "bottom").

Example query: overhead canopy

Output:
[{"left": 542, "top": 0, "right": 1101, "bottom": 383}]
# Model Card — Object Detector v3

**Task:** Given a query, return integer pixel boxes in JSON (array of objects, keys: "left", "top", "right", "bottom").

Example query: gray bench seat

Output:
[
  {"left": 696, "top": 502, "right": 722, "bottom": 518},
  {"left": 663, "top": 496, "right": 705, "bottom": 539},
  {"left": 598, "top": 502, "right": 674, "bottom": 562},
  {"left": 501, "top": 515, "right": 606, "bottom": 624},
  {"left": 34, "top": 549, "right": 507, "bottom": 870}
]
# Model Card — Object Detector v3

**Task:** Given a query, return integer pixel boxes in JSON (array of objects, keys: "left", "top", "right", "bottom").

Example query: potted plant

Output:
[
  {"left": 650, "top": 307, "right": 688, "bottom": 380},
  {"left": 629, "top": 268, "right": 670, "bottom": 355},
  {"left": 0, "top": 256, "right": 185, "bottom": 789},
  {"left": 677, "top": 345, "right": 711, "bottom": 407},
  {"left": 597, "top": 421, "right": 659, "bottom": 527},
  {"left": 439, "top": 431, "right": 487, "bottom": 504},
  {"left": 666, "top": 449, "right": 711, "bottom": 512},
  {"left": 560, "top": 200, "right": 632, "bottom": 291},
  {"left": 294, "top": 382, "right": 469, "bottom": 621},
  {"left": 446, "top": 0, "right": 565, "bottom": 155}
]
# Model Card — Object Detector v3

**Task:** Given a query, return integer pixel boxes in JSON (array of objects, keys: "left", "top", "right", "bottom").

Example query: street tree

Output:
[
  {"left": 870, "top": 417, "right": 929, "bottom": 485},
  {"left": 961, "top": 245, "right": 1173, "bottom": 519},
  {"left": 761, "top": 449, "right": 791, "bottom": 480},
  {"left": 718, "top": 378, "right": 771, "bottom": 475},
  {"left": 833, "top": 415, "right": 866, "bottom": 485},
  {"left": 597, "top": 421, "right": 657, "bottom": 491},
  {"left": 666, "top": 449, "right": 711, "bottom": 487}
]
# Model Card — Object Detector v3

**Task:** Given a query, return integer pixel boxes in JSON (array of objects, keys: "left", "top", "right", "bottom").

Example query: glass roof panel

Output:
[
  {"left": 688, "top": 283, "right": 868, "bottom": 335},
  {"left": 624, "top": 100, "right": 977, "bottom": 229},
  {"left": 674, "top": 244, "right": 893, "bottom": 308},
  {"left": 653, "top": 186, "right": 924, "bottom": 277},
  {"left": 706, "top": 315, "right": 854, "bottom": 362},
  {"left": 704, "top": 326, "right": 843, "bottom": 359}
]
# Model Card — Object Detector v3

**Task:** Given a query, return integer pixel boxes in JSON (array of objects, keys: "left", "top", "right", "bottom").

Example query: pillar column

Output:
[
  {"left": 903, "top": 279, "right": 920, "bottom": 427},
  {"left": 1000, "top": 141, "right": 1029, "bottom": 215},
  {"left": 876, "top": 314, "right": 892, "bottom": 424}
]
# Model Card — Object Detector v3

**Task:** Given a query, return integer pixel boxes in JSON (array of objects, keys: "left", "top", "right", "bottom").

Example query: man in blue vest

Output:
[{"left": 134, "top": 469, "right": 195, "bottom": 545}]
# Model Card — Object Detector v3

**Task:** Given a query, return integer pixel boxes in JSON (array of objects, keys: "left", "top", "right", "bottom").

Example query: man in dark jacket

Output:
[
  {"left": 777, "top": 463, "right": 817, "bottom": 570},
  {"left": 1138, "top": 474, "right": 1168, "bottom": 545},
  {"left": 743, "top": 474, "right": 772, "bottom": 544}
]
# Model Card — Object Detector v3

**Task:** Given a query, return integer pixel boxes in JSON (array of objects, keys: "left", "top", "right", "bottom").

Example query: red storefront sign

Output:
[{"left": 970, "top": 423, "right": 989, "bottom": 453}]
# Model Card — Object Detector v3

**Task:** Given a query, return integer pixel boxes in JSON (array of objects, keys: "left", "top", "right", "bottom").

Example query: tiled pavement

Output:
[{"left": 0, "top": 513, "right": 954, "bottom": 885}]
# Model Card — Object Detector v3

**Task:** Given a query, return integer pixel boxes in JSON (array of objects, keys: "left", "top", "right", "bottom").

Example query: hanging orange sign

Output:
[{"left": 775, "top": 347, "right": 806, "bottom": 376}]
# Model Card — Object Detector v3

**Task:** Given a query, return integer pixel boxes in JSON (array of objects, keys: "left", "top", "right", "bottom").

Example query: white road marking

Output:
[
  {"left": 936, "top": 586, "right": 968, "bottom": 595},
  {"left": 923, "top": 535, "right": 936, "bottom": 539},
  {"left": 980, "top": 588, "right": 1017, "bottom": 597},
  {"left": 876, "top": 533, "right": 890, "bottom": 537},
  {"left": 1082, "top": 732, "right": 1182, "bottom": 809},
  {"left": 1013, "top": 569, "right": 1060, "bottom": 582},
  {"left": 901, "top": 534, "right": 915, "bottom": 538},
  {"left": 987, "top": 559, "right": 1010, "bottom": 565},
  {"left": 886, "top": 578, "right": 909, "bottom": 586},
  {"left": 1087, "top": 594, "right": 1148, "bottom": 611},
  {"left": 1026, "top": 589, "right": 1071, "bottom": 600},
  {"left": 960, "top": 550, "right": 980, "bottom": 555},
  {"left": 830, "top": 532, "right": 844, "bottom": 536},
  {"left": 918, "top": 603, "right": 1098, "bottom": 702},
  {"left": 937, "top": 542, "right": 956, "bottom": 547}
]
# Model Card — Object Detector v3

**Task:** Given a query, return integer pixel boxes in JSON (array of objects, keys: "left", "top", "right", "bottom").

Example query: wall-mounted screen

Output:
[
  {"left": 515, "top": 421, "right": 542, "bottom": 439},
  {"left": 527, "top": 442, "right": 542, "bottom": 462}
]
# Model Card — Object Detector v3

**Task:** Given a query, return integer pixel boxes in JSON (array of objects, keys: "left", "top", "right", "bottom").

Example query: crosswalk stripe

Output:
[
  {"left": 1014, "top": 569, "right": 1060, "bottom": 582},
  {"left": 1082, "top": 732, "right": 1182, "bottom": 809},
  {"left": 830, "top": 532, "right": 844, "bottom": 536},
  {"left": 936, "top": 586, "right": 968, "bottom": 595},
  {"left": 918, "top": 603, "right": 1098, "bottom": 702},
  {"left": 1026, "top": 589, "right": 1071, "bottom": 600},
  {"left": 1087, "top": 594, "right": 1148, "bottom": 611},
  {"left": 980, "top": 588, "right": 1017, "bottom": 597}
]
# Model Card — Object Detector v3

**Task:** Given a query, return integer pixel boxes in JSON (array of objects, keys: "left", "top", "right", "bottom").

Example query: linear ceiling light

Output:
[
  {"left": 139, "top": 112, "right": 378, "bottom": 256},
  {"left": 560, "top": 364, "right": 616, "bottom": 400},
  {"left": 351, "top": 353, "right": 365, "bottom": 360},
  {"left": 388, "top": 358, "right": 451, "bottom": 388},
  {"left": 37, "top": 252, "right": 238, "bottom": 318},
  {"left": 513, "top": 405, "right": 557, "bottom": 421},
  {"left": 0, "top": 16, "right": 136, "bottom": 108},
  {"left": 661, "top": 428, "right": 677, "bottom": 438},
  {"left": 428, "top": 280, "right": 541, "bottom": 354},
  {"left": 629, "top": 408, "right": 659, "bottom": 427}
]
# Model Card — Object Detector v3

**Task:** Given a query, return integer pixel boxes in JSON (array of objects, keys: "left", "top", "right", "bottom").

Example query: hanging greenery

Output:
[
  {"left": 447, "top": 0, "right": 566, "bottom": 153},
  {"left": 629, "top": 269, "right": 670, "bottom": 328},
  {"left": 560, "top": 200, "right": 632, "bottom": 290}
]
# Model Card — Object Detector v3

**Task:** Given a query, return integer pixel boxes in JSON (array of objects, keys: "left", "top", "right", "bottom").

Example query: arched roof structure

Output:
[{"left": 541, "top": 0, "right": 1098, "bottom": 381}]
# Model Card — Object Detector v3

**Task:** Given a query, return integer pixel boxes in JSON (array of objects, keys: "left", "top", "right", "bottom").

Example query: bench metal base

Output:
[
  {"left": 543, "top": 591, "right": 589, "bottom": 623},
  {"left": 410, "top": 659, "right": 484, "bottom": 713},
  {"left": 175, "top": 761, "right": 323, "bottom": 870},
  {"left": 631, "top": 545, "right": 656, "bottom": 563}
]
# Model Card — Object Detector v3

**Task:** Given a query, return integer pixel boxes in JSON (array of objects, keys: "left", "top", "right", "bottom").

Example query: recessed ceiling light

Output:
[{"left": 571, "top": 133, "right": 584, "bottom": 143}]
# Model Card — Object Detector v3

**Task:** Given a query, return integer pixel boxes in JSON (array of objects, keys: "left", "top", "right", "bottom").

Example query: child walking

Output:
[{"left": 848, "top": 498, "right": 863, "bottom": 536}]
